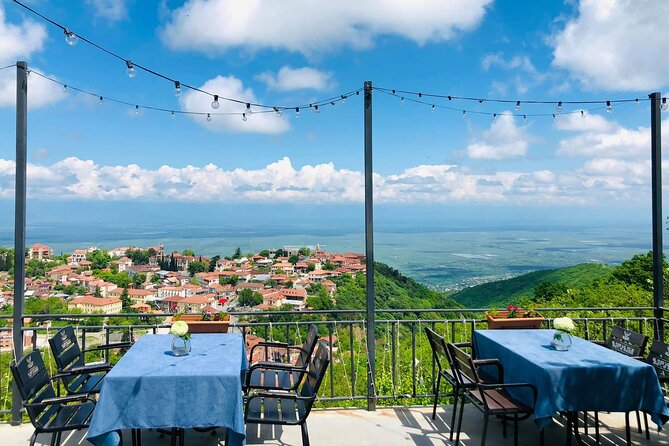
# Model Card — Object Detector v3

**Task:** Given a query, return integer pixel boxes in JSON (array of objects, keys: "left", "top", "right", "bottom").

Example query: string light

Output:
[
  {"left": 171, "top": 111, "right": 176, "bottom": 118},
  {"left": 62, "top": 84, "right": 67, "bottom": 93},
  {"left": 174, "top": 81, "right": 181, "bottom": 97},
  {"left": 557, "top": 101, "right": 563, "bottom": 112},
  {"left": 515, "top": 100, "right": 521, "bottom": 111},
  {"left": 314, "top": 105, "right": 320, "bottom": 115},
  {"left": 580, "top": 110, "right": 585, "bottom": 118},
  {"left": 295, "top": 107, "right": 300, "bottom": 118},
  {"left": 523, "top": 115, "right": 528, "bottom": 124},
  {"left": 125, "top": 61, "right": 136, "bottom": 78},
  {"left": 246, "top": 103, "right": 252, "bottom": 115},
  {"left": 400, "top": 97, "right": 405, "bottom": 104},
  {"left": 493, "top": 113, "right": 497, "bottom": 121},
  {"left": 462, "top": 110, "right": 466, "bottom": 116},
  {"left": 64, "top": 28, "right": 78, "bottom": 46},
  {"left": 211, "top": 95, "right": 219, "bottom": 109},
  {"left": 341, "top": 95, "right": 347, "bottom": 103},
  {"left": 206, "top": 113, "right": 211, "bottom": 122},
  {"left": 274, "top": 107, "right": 283, "bottom": 118},
  {"left": 606, "top": 100, "right": 612, "bottom": 113},
  {"left": 242, "top": 113, "right": 247, "bottom": 122},
  {"left": 431, "top": 104, "right": 435, "bottom": 112},
  {"left": 662, "top": 98, "right": 668, "bottom": 111},
  {"left": 134, "top": 105, "right": 139, "bottom": 115},
  {"left": 552, "top": 114, "right": 557, "bottom": 122},
  {"left": 99, "top": 96, "right": 103, "bottom": 104}
]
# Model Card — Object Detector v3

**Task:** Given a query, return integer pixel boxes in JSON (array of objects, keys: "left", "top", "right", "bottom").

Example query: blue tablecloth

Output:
[
  {"left": 87, "top": 333, "right": 248, "bottom": 446},
  {"left": 473, "top": 329, "right": 669, "bottom": 429}
]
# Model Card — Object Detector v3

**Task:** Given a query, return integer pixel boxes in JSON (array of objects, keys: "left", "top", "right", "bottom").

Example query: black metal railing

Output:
[{"left": 0, "top": 306, "right": 660, "bottom": 422}]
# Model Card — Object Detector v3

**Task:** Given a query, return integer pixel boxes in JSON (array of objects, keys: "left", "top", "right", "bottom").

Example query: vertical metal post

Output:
[
  {"left": 363, "top": 81, "right": 376, "bottom": 410},
  {"left": 650, "top": 92, "right": 664, "bottom": 340},
  {"left": 12, "top": 61, "right": 28, "bottom": 425}
]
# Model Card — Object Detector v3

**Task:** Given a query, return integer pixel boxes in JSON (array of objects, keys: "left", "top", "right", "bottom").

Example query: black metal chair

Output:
[
  {"left": 48, "top": 325, "right": 131, "bottom": 395},
  {"left": 590, "top": 326, "right": 649, "bottom": 444},
  {"left": 245, "top": 341, "right": 329, "bottom": 446},
  {"left": 244, "top": 323, "right": 319, "bottom": 393},
  {"left": 11, "top": 350, "right": 100, "bottom": 446},
  {"left": 424, "top": 327, "right": 475, "bottom": 441},
  {"left": 448, "top": 343, "right": 539, "bottom": 446}
]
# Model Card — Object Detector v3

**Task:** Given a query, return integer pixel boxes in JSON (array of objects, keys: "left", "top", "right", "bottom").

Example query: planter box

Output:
[
  {"left": 173, "top": 314, "right": 231, "bottom": 334},
  {"left": 485, "top": 311, "right": 544, "bottom": 330}
]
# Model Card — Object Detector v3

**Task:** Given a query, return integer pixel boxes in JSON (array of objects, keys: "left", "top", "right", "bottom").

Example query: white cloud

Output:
[
  {"left": 179, "top": 75, "right": 289, "bottom": 134},
  {"left": 466, "top": 113, "right": 531, "bottom": 160},
  {"left": 160, "top": 0, "right": 492, "bottom": 56},
  {"left": 0, "top": 5, "right": 65, "bottom": 109},
  {"left": 86, "top": 0, "right": 128, "bottom": 22},
  {"left": 481, "top": 53, "right": 539, "bottom": 76},
  {"left": 256, "top": 66, "right": 334, "bottom": 91},
  {"left": 0, "top": 155, "right": 654, "bottom": 206},
  {"left": 551, "top": 0, "right": 669, "bottom": 91},
  {"left": 556, "top": 116, "right": 669, "bottom": 158}
]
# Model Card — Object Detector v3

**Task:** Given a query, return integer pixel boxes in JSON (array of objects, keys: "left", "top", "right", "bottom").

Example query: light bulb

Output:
[
  {"left": 246, "top": 103, "right": 252, "bottom": 115},
  {"left": 126, "top": 61, "right": 136, "bottom": 78},
  {"left": 64, "top": 29, "right": 78, "bottom": 46},
  {"left": 63, "top": 84, "right": 68, "bottom": 93},
  {"left": 135, "top": 105, "right": 139, "bottom": 115},
  {"left": 431, "top": 105, "right": 435, "bottom": 112},
  {"left": 493, "top": 113, "right": 497, "bottom": 121},
  {"left": 171, "top": 111, "right": 176, "bottom": 118},
  {"left": 242, "top": 113, "right": 247, "bottom": 122},
  {"left": 662, "top": 98, "right": 668, "bottom": 111},
  {"left": 341, "top": 95, "right": 347, "bottom": 103},
  {"left": 274, "top": 107, "right": 282, "bottom": 118},
  {"left": 606, "top": 101, "right": 612, "bottom": 113},
  {"left": 552, "top": 114, "right": 557, "bottom": 122},
  {"left": 99, "top": 96, "right": 103, "bottom": 105},
  {"left": 211, "top": 95, "right": 219, "bottom": 109},
  {"left": 330, "top": 101, "right": 336, "bottom": 106},
  {"left": 206, "top": 113, "right": 211, "bottom": 122},
  {"left": 515, "top": 100, "right": 521, "bottom": 111},
  {"left": 557, "top": 101, "right": 563, "bottom": 112},
  {"left": 580, "top": 110, "right": 585, "bottom": 118},
  {"left": 314, "top": 105, "right": 320, "bottom": 115},
  {"left": 174, "top": 81, "right": 182, "bottom": 97},
  {"left": 478, "top": 99, "right": 484, "bottom": 104},
  {"left": 400, "top": 97, "right": 405, "bottom": 104},
  {"left": 462, "top": 110, "right": 466, "bottom": 116},
  {"left": 523, "top": 115, "right": 528, "bottom": 124},
  {"left": 295, "top": 107, "right": 300, "bottom": 118}
]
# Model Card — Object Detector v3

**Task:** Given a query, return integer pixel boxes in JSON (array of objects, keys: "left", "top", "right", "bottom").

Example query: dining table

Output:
[
  {"left": 86, "top": 333, "right": 248, "bottom": 446},
  {"left": 472, "top": 329, "right": 669, "bottom": 432}
]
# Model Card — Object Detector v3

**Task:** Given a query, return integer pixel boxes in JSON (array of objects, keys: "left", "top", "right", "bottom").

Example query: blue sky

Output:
[{"left": 0, "top": 0, "right": 667, "bottom": 227}]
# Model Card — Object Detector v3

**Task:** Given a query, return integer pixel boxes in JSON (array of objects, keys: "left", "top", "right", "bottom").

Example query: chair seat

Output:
[
  {"left": 38, "top": 401, "right": 95, "bottom": 432},
  {"left": 67, "top": 372, "right": 105, "bottom": 394},
  {"left": 470, "top": 388, "right": 532, "bottom": 415},
  {"left": 246, "top": 396, "right": 307, "bottom": 425}
]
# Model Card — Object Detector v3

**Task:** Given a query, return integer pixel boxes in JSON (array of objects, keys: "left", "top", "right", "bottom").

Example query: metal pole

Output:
[
  {"left": 363, "top": 80, "right": 376, "bottom": 411},
  {"left": 12, "top": 61, "right": 28, "bottom": 425},
  {"left": 650, "top": 92, "right": 664, "bottom": 341}
]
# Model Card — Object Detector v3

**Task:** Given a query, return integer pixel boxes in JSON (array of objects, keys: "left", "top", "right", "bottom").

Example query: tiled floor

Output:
[{"left": 1, "top": 406, "right": 668, "bottom": 445}]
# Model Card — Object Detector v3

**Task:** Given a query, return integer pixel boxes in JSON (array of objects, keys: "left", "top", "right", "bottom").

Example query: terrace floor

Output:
[{"left": 1, "top": 406, "right": 668, "bottom": 446}]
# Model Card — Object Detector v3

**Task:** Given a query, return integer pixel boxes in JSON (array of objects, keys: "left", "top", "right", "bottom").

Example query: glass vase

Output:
[
  {"left": 551, "top": 330, "right": 572, "bottom": 351},
  {"left": 171, "top": 336, "right": 191, "bottom": 356}
]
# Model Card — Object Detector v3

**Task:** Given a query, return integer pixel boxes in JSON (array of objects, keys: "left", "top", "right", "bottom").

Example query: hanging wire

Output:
[
  {"left": 375, "top": 88, "right": 614, "bottom": 119},
  {"left": 9, "top": 0, "right": 361, "bottom": 112},
  {"left": 0, "top": 63, "right": 17, "bottom": 71}
]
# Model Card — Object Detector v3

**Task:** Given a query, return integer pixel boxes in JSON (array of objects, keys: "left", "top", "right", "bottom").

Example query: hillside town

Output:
[{"left": 0, "top": 243, "right": 366, "bottom": 315}]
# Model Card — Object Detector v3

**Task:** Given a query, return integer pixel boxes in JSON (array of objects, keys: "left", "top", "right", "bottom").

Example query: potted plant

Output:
[
  {"left": 173, "top": 311, "right": 231, "bottom": 333},
  {"left": 485, "top": 304, "right": 544, "bottom": 329}
]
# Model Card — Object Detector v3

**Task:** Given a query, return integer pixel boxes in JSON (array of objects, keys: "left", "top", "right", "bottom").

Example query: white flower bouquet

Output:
[
  {"left": 170, "top": 320, "right": 191, "bottom": 340},
  {"left": 553, "top": 317, "right": 575, "bottom": 333}
]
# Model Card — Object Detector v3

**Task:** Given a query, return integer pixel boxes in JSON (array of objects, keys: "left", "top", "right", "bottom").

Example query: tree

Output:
[
  {"left": 288, "top": 255, "right": 299, "bottom": 265},
  {"left": 298, "top": 247, "right": 311, "bottom": 256},
  {"left": 238, "top": 288, "right": 263, "bottom": 307},
  {"left": 133, "top": 272, "right": 147, "bottom": 286},
  {"left": 307, "top": 263, "right": 315, "bottom": 272},
  {"left": 274, "top": 249, "right": 286, "bottom": 258},
  {"left": 612, "top": 251, "right": 667, "bottom": 292},
  {"left": 208, "top": 255, "right": 221, "bottom": 272},
  {"left": 259, "top": 250, "right": 270, "bottom": 258},
  {"left": 126, "top": 249, "right": 150, "bottom": 265},
  {"left": 147, "top": 248, "right": 157, "bottom": 257},
  {"left": 307, "top": 288, "right": 334, "bottom": 310},
  {"left": 151, "top": 273, "right": 162, "bottom": 284},
  {"left": 323, "top": 261, "right": 336, "bottom": 271},
  {"left": 220, "top": 275, "right": 239, "bottom": 286},
  {"left": 534, "top": 281, "right": 568, "bottom": 302},
  {"left": 233, "top": 247, "right": 242, "bottom": 259},
  {"left": 182, "top": 249, "right": 195, "bottom": 257},
  {"left": 94, "top": 286, "right": 102, "bottom": 297},
  {"left": 26, "top": 258, "right": 46, "bottom": 278},
  {"left": 188, "top": 260, "right": 208, "bottom": 276},
  {"left": 120, "top": 287, "right": 132, "bottom": 312},
  {"left": 86, "top": 250, "right": 111, "bottom": 270}
]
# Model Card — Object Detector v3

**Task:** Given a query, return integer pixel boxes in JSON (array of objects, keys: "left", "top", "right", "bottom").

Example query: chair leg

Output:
[
  {"left": 432, "top": 374, "right": 441, "bottom": 420},
  {"left": 583, "top": 411, "right": 588, "bottom": 435},
  {"left": 636, "top": 410, "right": 642, "bottom": 433},
  {"left": 594, "top": 411, "right": 600, "bottom": 445},
  {"left": 481, "top": 412, "right": 489, "bottom": 446},
  {"left": 513, "top": 414, "right": 518, "bottom": 446},
  {"left": 29, "top": 432, "right": 37, "bottom": 446},
  {"left": 539, "top": 427, "right": 544, "bottom": 446},
  {"left": 449, "top": 389, "right": 459, "bottom": 442},
  {"left": 643, "top": 412, "right": 650, "bottom": 439},
  {"left": 301, "top": 422, "right": 310, "bottom": 446},
  {"left": 502, "top": 417, "right": 507, "bottom": 438},
  {"left": 566, "top": 414, "right": 573, "bottom": 446},
  {"left": 625, "top": 412, "right": 631, "bottom": 446},
  {"left": 455, "top": 394, "right": 466, "bottom": 446}
]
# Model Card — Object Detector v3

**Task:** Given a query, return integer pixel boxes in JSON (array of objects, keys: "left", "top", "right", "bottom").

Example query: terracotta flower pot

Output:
[
  {"left": 485, "top": 311, "right": 544, "bottom": 329},
  {"left": 173, "top": 313, "right": 231, "bottom": 333}
]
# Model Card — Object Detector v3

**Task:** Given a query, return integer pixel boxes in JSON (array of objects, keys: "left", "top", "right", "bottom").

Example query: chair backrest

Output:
[
  {"left": 647, "top": 339, "right": 669, "bottom": 381},
  {"left": 49, "top": 326, "right": 84, "bottom": 372},
  {"left": 607, "top": 326, "right": 648, "bottom": 357},
  {"left": 10, "top": 350, "right": 58, "bottom": 428},
  {"left": 447, "top": 343, "right": 480, "bottom": 387},
  {"left": 298, "top": 341, "right": 330, "bottom": 417},
  {"left": 425, "top": 327, "right": 449, "bottom": 373},
  {"left": 295, "top": 324, "right": 319, "bottom": 368}
]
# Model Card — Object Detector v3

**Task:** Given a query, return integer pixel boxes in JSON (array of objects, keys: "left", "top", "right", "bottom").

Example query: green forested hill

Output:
[{"left": 450, "top": 263, "right": 614, "bottom": 308}]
